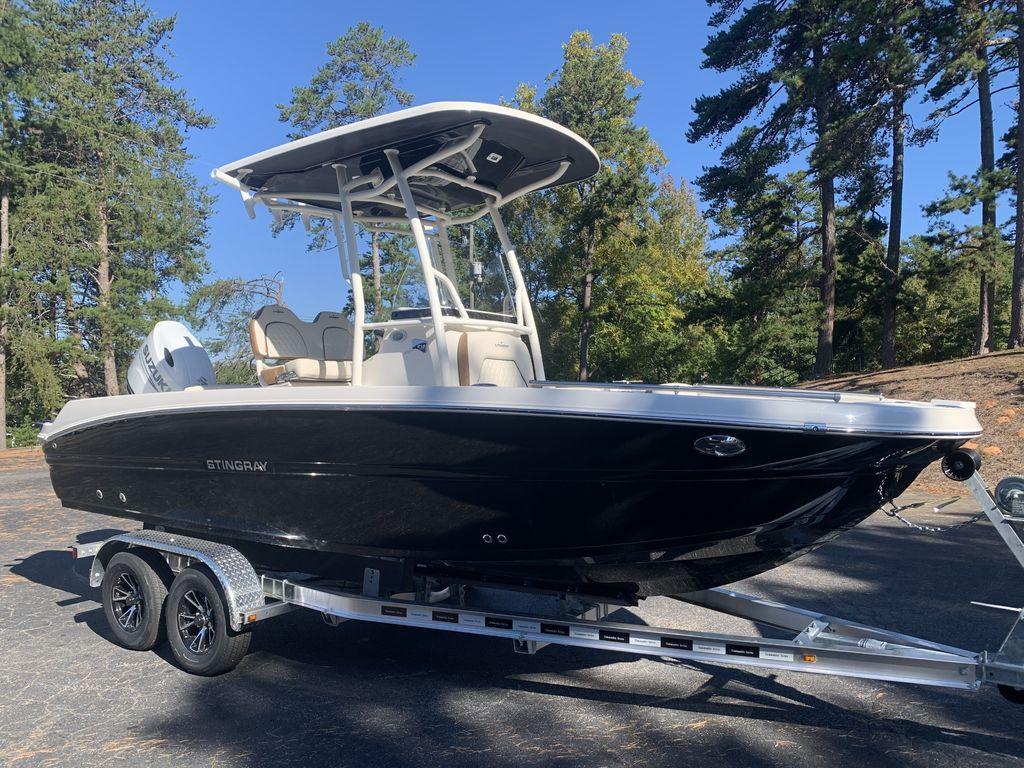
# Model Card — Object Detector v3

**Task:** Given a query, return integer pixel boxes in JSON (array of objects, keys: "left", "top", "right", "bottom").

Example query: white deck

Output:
[{"left": 39, "top": 382, "right": 981, "bottom": 442}]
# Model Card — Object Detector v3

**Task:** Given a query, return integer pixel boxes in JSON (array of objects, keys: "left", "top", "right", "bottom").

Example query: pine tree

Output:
[
  {"left": 14, "top": 0, "right": 211, "bottom": 400},
  {"left": 278, "top": 21, "right": 414, "bottom": 137},
  {"left": 1008, "top": 0, "right": 1024, "bottom": 346},
  {"left": 840, "top": 0, "right": 929, "bottom": 368},
  {"left": 0, "top": 0, "right": 39, "bottom": 445},
  {"left": 278, "top": 21, "right": 415, "bottom": 323},
  {"left": 529, "top": 32, "right": 662, "bottom": 381},
  {"left": 926, "top": 0, "right": 1016, "bottom": 354},
  {"left": 706, "top": 172, "right": 822, "bottom": 384},
  {"left": 689, "top": 0, "right": 872, "bottom": 379}
]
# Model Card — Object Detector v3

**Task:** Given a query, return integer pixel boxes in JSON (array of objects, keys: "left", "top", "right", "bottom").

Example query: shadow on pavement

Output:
[{"left": 8, "top": 519, "right": 1024, "bottom": 766}]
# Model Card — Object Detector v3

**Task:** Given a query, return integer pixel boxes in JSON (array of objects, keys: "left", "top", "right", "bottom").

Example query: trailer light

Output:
[
  {"left": 802, "top": 654, "right": 817, "bottom": 663},
  {"left": 247, "top": 613, "right": 258, "bottom": 624}
]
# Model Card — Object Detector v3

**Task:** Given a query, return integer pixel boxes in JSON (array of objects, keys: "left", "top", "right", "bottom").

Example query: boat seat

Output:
[
  {"left": 250, "top": 305, "right": 355, "bottom": 386},
  {"left": 456, "top": 331, "right": 533, "bottom": 387}
]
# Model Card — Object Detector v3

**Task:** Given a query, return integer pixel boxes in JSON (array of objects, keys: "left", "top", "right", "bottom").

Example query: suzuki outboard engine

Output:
[{"left": 126, "top": 321, "right": 216, "bottom": 394}]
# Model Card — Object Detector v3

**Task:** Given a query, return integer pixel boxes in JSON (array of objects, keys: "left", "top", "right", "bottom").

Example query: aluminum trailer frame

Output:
[{"left": 73, "top": 470, "right": 1024, "bottom": 699}]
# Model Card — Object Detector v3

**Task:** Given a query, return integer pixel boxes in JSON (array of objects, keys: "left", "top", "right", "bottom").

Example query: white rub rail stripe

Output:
[{"left": 38, "top": 398, "right": 983, "bottom": 443}]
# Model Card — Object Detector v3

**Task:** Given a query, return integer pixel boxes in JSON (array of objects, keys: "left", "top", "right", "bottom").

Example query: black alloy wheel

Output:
[
  {"left": 165, "top": 567, "right": 251, "bottom": 676},
  {"left": 101, "top": 551, "right": 168, "bottom": 651}
]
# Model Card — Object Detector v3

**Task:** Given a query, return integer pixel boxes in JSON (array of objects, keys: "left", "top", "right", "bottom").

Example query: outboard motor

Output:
[{"left": 126, "top": 321, "right": 216, "bottom": 394}]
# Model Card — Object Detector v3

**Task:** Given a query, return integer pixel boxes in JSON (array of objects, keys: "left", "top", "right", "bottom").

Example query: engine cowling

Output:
[{"left": 126, "top": 321, "right": 216, "bottom": 394}]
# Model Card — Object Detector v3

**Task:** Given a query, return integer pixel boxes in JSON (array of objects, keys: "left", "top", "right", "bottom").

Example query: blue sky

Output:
[{"left": 150, "top": 0, "right": 1013, "bottom": 320}]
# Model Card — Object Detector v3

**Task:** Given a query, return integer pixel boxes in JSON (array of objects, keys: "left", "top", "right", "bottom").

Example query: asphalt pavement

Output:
[{"left": 2, "top": 451, "right": 1024, "bottom": 767}]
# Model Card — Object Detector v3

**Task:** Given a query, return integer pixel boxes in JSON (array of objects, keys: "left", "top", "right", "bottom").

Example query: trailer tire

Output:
[
  {"left": 101, "top": 551, "right": 168, "bottom": 651},
  {"left": 165, "top": 567, "right": 250, "bottom": 676}
]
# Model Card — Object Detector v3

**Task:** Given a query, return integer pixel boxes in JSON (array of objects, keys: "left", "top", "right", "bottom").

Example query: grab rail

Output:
[{"left": 527, "top": 380, "right": 863, "bottom": 402}]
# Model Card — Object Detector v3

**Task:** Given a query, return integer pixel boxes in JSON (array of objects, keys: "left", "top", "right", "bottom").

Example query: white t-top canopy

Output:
[{"left": 213, "top": 101, "right": 600, "bottom": 217}]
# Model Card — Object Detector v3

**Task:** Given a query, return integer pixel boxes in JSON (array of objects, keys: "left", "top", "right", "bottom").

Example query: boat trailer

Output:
[{"left": 72, "top": 466, "right": 1024, "bottom": 701}]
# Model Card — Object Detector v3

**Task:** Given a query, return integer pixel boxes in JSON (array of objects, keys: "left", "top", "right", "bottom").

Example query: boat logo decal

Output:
[
  {"left": 411, "top": 338, "right": 428, "bottom": 353},
  {"left": 205, "top": 459, "right": 270, "bottom": 472},
  {"left": 694, "top": 434, "right": 746, "bottom": 458},
  {"left": 142, "top": 344, "right": 170, "bottom": 392}
]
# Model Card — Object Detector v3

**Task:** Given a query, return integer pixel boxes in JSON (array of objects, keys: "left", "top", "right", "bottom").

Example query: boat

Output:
[{"left": 39, "top": 101, "right": 983, "bottom": 602}]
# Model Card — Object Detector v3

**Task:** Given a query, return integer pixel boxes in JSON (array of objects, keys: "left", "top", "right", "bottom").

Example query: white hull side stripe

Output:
[{"left": 39, "top": 395, "right": 983, "bottom": 443}]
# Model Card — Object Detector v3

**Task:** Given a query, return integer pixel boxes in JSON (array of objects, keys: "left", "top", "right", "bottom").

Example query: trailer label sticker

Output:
[
  {"left": 629, "top": 635, "right": 660, "bottom": 648},
  {"left": 409, "top": 608, "right": 431, "bottom": 620},
  {"left": 485, "top": 616, "right": 513, "bottom": 630},
  {"left": 513, "top": 620, "right": 541, "bottom": 633},
  {"left": 460, "top": 614, "right": 485, "bottom": 627},
  {"left": 570, "top": 626, "right": 600, "bottom": 640},
  {"left": 661, "top": 637, "right": 694, "bottom": 651},
  {"left": 726, "top": 643, "right": 760, "bottom": 658},
  {"left": 541, "top": 623, "right": 570, "bottom": 636},
  {"left": 694, "top": 642, "right": 727, "bottom": 655},
  {"left": 380, "top": 605, "right": 407, "bottom": 618},
  {"left": 432, "top": 610, "right": 459, "bottom": 623},
  {"left": 599, "top": 629, "right": 630, "bottom": 644},
  {"left": 761, "top": 649, "right": 795, "bottom": 662}
]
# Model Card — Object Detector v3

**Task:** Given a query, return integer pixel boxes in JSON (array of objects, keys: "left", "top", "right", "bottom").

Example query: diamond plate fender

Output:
[{"left": 90, "top": 530, "right": 264, "bottom": 631}]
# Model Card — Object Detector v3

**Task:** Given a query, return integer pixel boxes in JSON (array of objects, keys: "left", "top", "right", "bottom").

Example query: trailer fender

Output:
[{"left": 88, "top": 531, "right": 264, "bottom": 631}]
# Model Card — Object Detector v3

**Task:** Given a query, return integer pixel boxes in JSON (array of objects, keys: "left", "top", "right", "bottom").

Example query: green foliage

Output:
[
  {"left": 5, "top": 8, "right": 1024, "bottom": 429},
  {"left": 6, "top": 420, "right": 40, "bottom": 448},
  {"left": 510, "top": 31, "right": 710, "bottom": 382},
  {"left": 189, "top": 274, "right": 286, "bottom": 384},
  {"left": 704, "top": 172, "right": 821, "bottom": 385},
  {"left": 895, "top": 237, "right": 983, "bottom": 362},
  {"left": 276, "top": 21, "right": 417, "bottom": 328},
  {"left": 277, "top": 21, "right": 414, "bottom": 137},
  {"left": 2, "top": 0, "right": 212, "bottom": 425},
  {"left": 584, "top": 179, "right": 717, "bottom": 383}
]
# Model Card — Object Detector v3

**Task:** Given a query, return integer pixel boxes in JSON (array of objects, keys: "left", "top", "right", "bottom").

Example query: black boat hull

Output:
[{"left": 43, "top": 407, "right": 958, "bottom": 599}]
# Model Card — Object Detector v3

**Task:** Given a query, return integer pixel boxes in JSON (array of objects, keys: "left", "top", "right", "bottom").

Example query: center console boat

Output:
[{"left": 40, "top": 102, "right": 983, "bottom": 601}]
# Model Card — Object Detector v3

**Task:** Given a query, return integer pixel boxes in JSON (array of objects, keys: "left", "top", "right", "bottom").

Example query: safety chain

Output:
[{"left": 881, "top": 498, "right": 987, "bottom": 533}]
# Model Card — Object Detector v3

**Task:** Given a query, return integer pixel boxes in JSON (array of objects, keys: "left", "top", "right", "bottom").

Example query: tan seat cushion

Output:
[
  {"left": 260, "top": 358, "right": 353, "bottom": 385},
  {"left": 259, "top": 364, "right": 287, "bottom": 387},
  {"left": 285, "top": 358, "right": 352, "bottom": 382}
]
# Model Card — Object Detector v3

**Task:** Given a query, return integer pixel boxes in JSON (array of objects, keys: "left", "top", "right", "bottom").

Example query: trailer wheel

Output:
[
  {"left": 998, "top": 684, "right": 1024, "bottom": 705},
  {"left": 165, "top": 567, "right": 250, "bottom": 676},
  {"left": 101, "top": 551, "right": 167, "bottom": 651}
]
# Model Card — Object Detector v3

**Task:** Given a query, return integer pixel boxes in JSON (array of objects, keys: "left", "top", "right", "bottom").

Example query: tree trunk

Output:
[
  {"left": 0, "top": 191, "right": 8, "bottom": 450},
  {"left": 1011, "top": 0, "right": 1024, "bottom": 347},
  {"left": 988, "top": 276, "right": 996, "bottom": 344},
  {"left": 578, "top": 268, "right": 594, "bottom": 382},
  {"left": 577, "top": 222, "right": 597, "bottom": 382},
  {"left": 65, "top": 286, "right": 90, "bottom": 390},
  {"left": 976, "top": 43, "right": 996, "bottom": 355},
  {"left": 813, "top": 172, "right": 837, "bottom": 378},
  {"left": 97, "top": 204, "right": 118, "bottom": 396},
  {"left": 977, "top": 273, "right": 991, "bottom": 354},
  {"left": 881, "top": 94, "right": 905, "bottom": 369},
  {"left": 812, "top": 44, "right": 836, "bottom": 379}
]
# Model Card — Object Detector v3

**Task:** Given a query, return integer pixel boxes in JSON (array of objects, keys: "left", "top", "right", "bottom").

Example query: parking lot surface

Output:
[{"left": 2, "top": 449, "right": 1024, "bottom": 767}]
